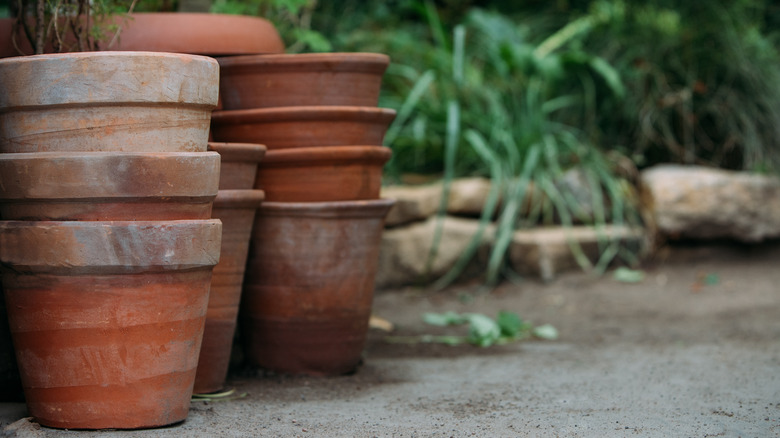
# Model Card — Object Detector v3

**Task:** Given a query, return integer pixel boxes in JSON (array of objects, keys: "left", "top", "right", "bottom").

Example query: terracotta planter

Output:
[
  {"left": 194, "top": 190, "right": 265, "bottom": 394},
  {"left": 0, "top": 14, "right": 283, "bottom": 58},
  {"left": 207, "top": 142, "right": 267, "bottom": 190},
  {"left": 210, "top": 106, "right": 396, "bottom": 149},
  {"left": 256, "top": 146, "right": 392, "bottom": 202},
  {"left": 241, "top": 199, "right": 395, "bottom": 376},
  {"left": 0, "top": 152, "right": 220, "bottom": 221},
  {"left": 0, "top": 220, "right": 222, "bottom": 430},
  {"left": 0, "top": 52, "right": 219, "bottom": 153},
  {"left": 217, "top": 53, "right": 389, "bottom": 110}
]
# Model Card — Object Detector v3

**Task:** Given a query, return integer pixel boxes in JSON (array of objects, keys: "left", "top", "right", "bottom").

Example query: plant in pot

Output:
[{"left": 0, "top": 0, "right": 224, "bottom": 429}]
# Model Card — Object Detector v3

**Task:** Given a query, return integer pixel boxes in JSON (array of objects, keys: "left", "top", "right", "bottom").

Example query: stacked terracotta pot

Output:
[
  {"left": 210, "top": 53, "right": 397, "bottom": 376},
  {"left": 0, "top": 52, "right": 222, "bottom": 429}
]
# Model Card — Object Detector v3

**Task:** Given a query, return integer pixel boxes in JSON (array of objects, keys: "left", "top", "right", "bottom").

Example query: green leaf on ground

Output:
[{"left": 613, "top": 267, "right": 646, "bottom": 283}]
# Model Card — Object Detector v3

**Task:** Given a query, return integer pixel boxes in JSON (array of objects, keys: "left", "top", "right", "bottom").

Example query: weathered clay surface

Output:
[
  {"left": 0, "top": 152, "right": 220, "bottom": 220},
  {"left": 0, "top": 52, "right": 219, "bottom": 152},
  {"left": 217, "top": 53, "right": 389, "bottom": 110},
  {"left": 641, "top": 164, "right": 780, "bottom": 242},
  {"left": 195, "top": 190, "right": 265, "bottom": 394},
  {"left": 210, "top": 106, "right": 396, "bottom": 149},
  {"left": 0, "top": 220, "right": 221, "bottom": 429},
  {"left": 375, "top": 216, "right": 495, "bottom": 289},
  {"left": 241, "top": 199, "right": 394, "bottom": 376},
  {"left": 255, "top": 146, "right": 392, "bottom": 202},
  {"left": 509, "top": 225, "right": 648, "bottom": 282},
  {"left": 207, "top": 142, "right": 267, "bottom": 190}
]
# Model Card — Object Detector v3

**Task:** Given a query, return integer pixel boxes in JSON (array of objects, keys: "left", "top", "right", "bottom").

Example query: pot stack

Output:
[
  {"left": 0, "top": 52, "right": 222, "bottom": 429},
  {"left": 210, "top": 53, "right": 396, "bottom": 376}
]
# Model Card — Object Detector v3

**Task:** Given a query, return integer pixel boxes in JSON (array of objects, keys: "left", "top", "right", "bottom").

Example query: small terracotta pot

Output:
[
  {"left": 241, "top": 199, "right": 395, "bottom": 376},
  {"left": 207, "top": 142, "right": 267, "bottom": 190},
  {"left": 0, "top": 52, "right": 219, "bottom": 153},
  {"left": 0, "top": 152, "right": 220, "bottom": 221},
  {"left": 217, "top": 53, "right": 389, "bottom": 110},
  {"left": 210, "top": 106, "right": 396, "bottom": 149},
  {"left": 194, "top": 190, "right": 265, "bottom": 394},
  {"left": 0, "top": 14, "right": 284, "bottom": 58},
  {"left": 0, "top": 220, "right": 222, "bottom": 430},
  {"left": 255, "top": 146, "right": 392, "bottom": 202}
]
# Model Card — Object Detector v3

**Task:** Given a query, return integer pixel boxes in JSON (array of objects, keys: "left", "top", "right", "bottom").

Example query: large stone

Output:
[
  {"left": 375, "top": 216, "right": 494, "bottom": 289},
  {"left": 381, "top": 184, "right": 441, "bottom": 227},
  {"left": 640, "top": 165, "right": 780, "bottom": 242},
  {"left": 509, "top": 225, "right": 648, "bottom": 282},
  {"left": 447, "top": 177, "right": 494, "bottom": 216}
]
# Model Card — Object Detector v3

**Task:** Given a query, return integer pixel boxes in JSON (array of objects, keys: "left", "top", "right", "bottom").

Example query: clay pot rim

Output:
[
  {"left": 259, "top": 198, "right": 395, "bottom": 218},
  {"left": 261, "top": 145, "right": 391, "bottom": 167},
  {"left": 207, "top": 142, "right": 267, "bottom": 163},
  {"left": 211, "top": 106, "right": 396, "bottom": 124},
  {"left": 214, "top": 189, "right": 265, "bottom": 208},
  {"left": 217, "top": 52, "right": 390, "bottom": 74},
  {"left": 0, "top": 50, "right": 218, "bottom": 64},
  {"left": 0, "top": 219, "right": 222, "bottom": 272},
  {"left": 0, "top": 150, "right": 220, "bottom": 160}
]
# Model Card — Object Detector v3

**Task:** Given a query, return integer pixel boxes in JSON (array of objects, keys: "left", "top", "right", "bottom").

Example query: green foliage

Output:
[
  {"left": 420, "top": 310, "right": 557, "bottom": 347},
  {"left": 210, "top": 0, "right": 331, "bottom": 52}
]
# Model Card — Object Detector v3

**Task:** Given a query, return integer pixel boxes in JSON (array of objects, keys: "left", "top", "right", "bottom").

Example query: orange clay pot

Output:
[
  {"left": 194, "top": 190, "right": 265, "bottom": 394},
  {"left": 194, "top": 143, "right": 266, "bottom": 393},
  {"left": 0, "top": 220, "right": 222, "bottom": 430},
  {"left": 209, "top": 106, "right": 396, "bottom": 149},
  {"left": 0, "top": 52, "right": 218, "bottom": 153},
  {"left": 217, "top": 53, "right": 389, "bottom": 110},
  {"left": 207, "top": 142, "right": 267, "bottom": 190},
  {"left": 0, "top": 152, "right": 220, "bottom": 221},
  {"left": 0, "top": 14, "right": 284, "bottom": 58},
  {"left": 241, "top": 199, "right": 395, "bottom": 376},
  {"left": 255, "top": 146, "right": 392, "bottom": 202}
]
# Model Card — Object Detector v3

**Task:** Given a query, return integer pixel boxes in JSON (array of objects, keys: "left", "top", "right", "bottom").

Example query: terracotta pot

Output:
[
  {"left": 0, "top": 52, "right": 219, "bottom": 153},
  {"left": 0, "top": 152, "right": 220, "bottom": 221},
  {"left": 241, "top": 199, "right": 395, "bottom": 376},
  {"left": 217, "top": 53, "right": 389, "bottom": 110},
  {"left": 0, "top": 14, "right": 284, "bottom": 58},
  {"left": 256, "top": 146, "right": 392, "bottom": 202},
  {"left": 210, "top": 106, "right": 396, "bottom": 149},
  {"left": 0, "top": 220, "right": 222, "bottom": 430},
  {"left": 194, "top": 190, "right": 265, "bottom": 394},
  {"left": 207, "top": 142, "right": 267, "bottom": 190}
]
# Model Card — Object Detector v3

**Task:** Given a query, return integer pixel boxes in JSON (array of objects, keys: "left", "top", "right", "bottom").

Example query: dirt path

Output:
[{"left": 2, "top": 242, "right": 779, "bottom": 437}]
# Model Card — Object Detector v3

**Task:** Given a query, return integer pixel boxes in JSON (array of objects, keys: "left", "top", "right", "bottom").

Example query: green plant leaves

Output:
[{"left": 421, "top": 311, "right": 555, "bottom": 347}]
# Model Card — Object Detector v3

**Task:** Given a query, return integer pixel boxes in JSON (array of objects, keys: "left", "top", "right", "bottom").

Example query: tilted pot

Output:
[
  {"left": 0, "top": 220, "right": 222, "bottom": 429},
  {"left": 241, "top": 199, "right": 395, "bottom": 376},
  {"left": 255, "top": 146, "right": 392, "bottom": 202},
  {"left": 217, "top": 53, "right": 389, "bottom": 110},
  {"left": 210, "top": 106, "right": 396, "bottom": 149},
  {"left": 207, "top": 142, "right": 267, "bottom": 190},
  {"left": 0, "top": 152, "right": 220, "bottom": 221},
  {"left": 0, "top": 52, "right": 219, "bottom": 153}
]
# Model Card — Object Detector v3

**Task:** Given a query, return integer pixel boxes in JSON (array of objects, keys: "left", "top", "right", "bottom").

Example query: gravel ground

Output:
[{"left": 2, "top": 242, "right": 779, "bottom": 437}]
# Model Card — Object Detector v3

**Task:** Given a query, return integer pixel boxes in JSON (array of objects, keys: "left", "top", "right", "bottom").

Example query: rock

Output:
[
  {"left": 446, "top": 177, "right": 494, "bottom": 216},
  {"left": 509, "top": 225, "right": 648, "bottom": 282},
  {"left": 381, "top": 184, "right": 441, "bottom": 227},
  {"left": 640, "top": 165, "right": 780, "bottom": 242},
  {"left": 375, "top": 216, "right": 494, "bottom": 289},
  {"left": 2, "top": 418, "right": 45, "bottom": 438}
]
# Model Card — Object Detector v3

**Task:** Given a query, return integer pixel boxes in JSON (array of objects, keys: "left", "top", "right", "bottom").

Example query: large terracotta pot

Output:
[
  {"left": 217, "top": 53, "right": 389, "bottom": 110},
  {"left": 241, "top": 199, "right": 395, "bottom": 376},
  {"left": 207, "top": 142, "right": 267, "bottom": 190},
  {"left": 0, "top": 220, "right": 222, "bottom": 430},
  {"left": 0, "top": 152, "right": 220, "bottom": 221},
  {"left": 194, "top": 190, "right": 265, "bottom": 394},
  {"left": 0, "top": 52, "right": 219, "bottom": 153},
  {"left": 209, "top": 106, "right": 396, "bottom": 149},
  {"left": 255, "top": 146, "right": 392, "bottom": 202},
  {"left": 0, "top": 14, "right": 284, "bottom": 58}
]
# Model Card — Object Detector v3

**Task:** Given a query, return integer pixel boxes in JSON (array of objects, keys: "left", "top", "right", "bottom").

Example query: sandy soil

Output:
[{"left": 2, "top": 242, "right": 779, "bottom": 437}]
